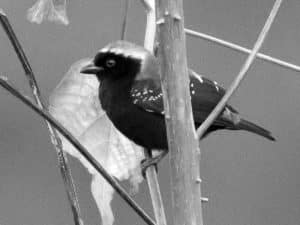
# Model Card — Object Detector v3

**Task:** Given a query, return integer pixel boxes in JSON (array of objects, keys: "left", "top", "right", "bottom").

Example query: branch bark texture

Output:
[{"left": 156, "top": 1, "right": 203, "bottom": 225}]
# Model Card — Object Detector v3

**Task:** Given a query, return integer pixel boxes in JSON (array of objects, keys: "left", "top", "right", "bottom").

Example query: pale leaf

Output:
[
  {"left": 27, "top": 0, "right": 69, "bottom": 25},
  {"left": 49, "top": 58, "right": 144, "bottom": 225}
]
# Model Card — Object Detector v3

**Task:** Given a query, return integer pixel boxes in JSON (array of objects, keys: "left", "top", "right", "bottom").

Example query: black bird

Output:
[{"left": 81, "top": 41, "right": 275, "bottom": 167}]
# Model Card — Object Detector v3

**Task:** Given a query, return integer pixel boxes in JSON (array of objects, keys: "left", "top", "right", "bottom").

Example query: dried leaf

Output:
[
  {"left": 27, "top": 0, "right": 69, "bottom": 25},
  {"left": 49, "top": 58, "right": 144, "bottom": 225}
]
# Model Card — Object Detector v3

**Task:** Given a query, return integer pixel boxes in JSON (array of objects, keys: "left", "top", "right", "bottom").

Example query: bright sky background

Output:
[{"left": 0, "top": 1, "right": 300, "bottom": 225}]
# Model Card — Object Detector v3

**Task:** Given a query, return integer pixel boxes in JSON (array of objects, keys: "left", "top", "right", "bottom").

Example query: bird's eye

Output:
[{"left": 106, "top": 59, "right": 116, "bottom": 68}]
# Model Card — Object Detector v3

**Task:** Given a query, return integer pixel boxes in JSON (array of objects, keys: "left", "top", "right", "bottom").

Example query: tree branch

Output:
[
  {"left": 121, "top": 0, "right": 130, "bottom": 40},
  {"left": 0, "top": 76, "right": 155, "bottom": 225},
  {"left": 185, "top": 28, "right": 300, "bottom": 73},
  {"left": 141, "top": 0, "right": 156, "bottom": 51},
  {"left": 156, "top": 1, "right": 203, "bottom": 225},
  {"left": 196, "top": 0, "right": 283, "bottom": 139},
  {"left": 141, "top": 1, "right": 167, "bottom": 225},
  {"left": 0, "top": 9, "right": 83, "bottom": 225}
]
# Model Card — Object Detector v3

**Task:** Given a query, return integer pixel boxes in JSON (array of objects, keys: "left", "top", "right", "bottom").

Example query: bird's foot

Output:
[
  {"left": 141, "top": 151, "right": 168, "bottom": 177},
  {"left": 141, "top": 157, "right": 158, "bottom": 177}
]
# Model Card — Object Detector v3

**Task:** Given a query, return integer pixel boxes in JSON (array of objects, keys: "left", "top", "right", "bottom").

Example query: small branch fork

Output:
[
  {"left": 196, "top": 0, "right": 283, "bottom": 139},
  {"left": 0, "top": 9, "right": 155, "bottom": 225},
  {"left": 0, "top": 9, "right": 83, "bottom": 225}
]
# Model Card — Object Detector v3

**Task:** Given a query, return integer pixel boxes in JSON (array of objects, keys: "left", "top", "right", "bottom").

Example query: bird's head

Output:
[{"left": 81, "top": 41, "right": 160, "bottom": 82}]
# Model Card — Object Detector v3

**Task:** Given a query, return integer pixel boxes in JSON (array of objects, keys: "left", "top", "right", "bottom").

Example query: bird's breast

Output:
[{"left": 98, "top": 80, "right": 131, "bottom": 112}]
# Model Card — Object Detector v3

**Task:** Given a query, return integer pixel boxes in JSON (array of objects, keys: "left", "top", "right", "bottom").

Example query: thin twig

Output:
[
  {"left": 196, "top": 0, "right": 282, "bottom": 139},
  {"left": 141, "top": 1, "right": 167, "bottom": 225},
  {"left": 144, "top": 150, "right": 167, "bottom": 225},
  {"left": 0, "top": 76, "right": 156, "bottom": 225},
  {"left": 185, "top": 28, "right": 300, "bottom": 73},
  {"left": 121, "top": 0, "right": 130, "bottom": 40},
  {"left": 0, "top": 9, "right": 83, "bottom": 225}
]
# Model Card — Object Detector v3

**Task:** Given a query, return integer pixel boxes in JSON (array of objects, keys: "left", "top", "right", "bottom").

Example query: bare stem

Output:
[
  {"left": 0, "top": 76, "right": 156, "bottom": 225},
  {"left": 196, "top": 0, "right": 283, "bottom": 139},
  {"left": 144, "top": 150, "right": 167, "bottom": 225},
  {"left": 0, "top": 9, "right": 83, "bottom": 225},
  {"left": 141, "top": 1, "right": 167, "bottom": 225},
  {"left": 185, "top": 28, "right": 300, "bottom": 73},
  {"left": 121, "top": 0, "right": 130, "bottom": 40},
  {"left": 141, "top": 0, "right": 156, "bottom": 51}
]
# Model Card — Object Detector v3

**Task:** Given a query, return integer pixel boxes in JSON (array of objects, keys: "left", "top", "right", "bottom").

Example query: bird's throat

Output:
[{"left": 99, "top": 78, "right": 134, "bottom": 114}]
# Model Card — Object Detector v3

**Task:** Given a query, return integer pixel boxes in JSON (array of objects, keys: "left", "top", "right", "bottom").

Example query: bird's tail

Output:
[{"left": 236, "top": 119, "right": 276, "bottom": 141}]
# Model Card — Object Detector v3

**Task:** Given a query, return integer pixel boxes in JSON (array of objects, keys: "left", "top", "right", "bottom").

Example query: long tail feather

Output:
[{"left": 237, "top": 119, "right": 276, "bottom": 141}]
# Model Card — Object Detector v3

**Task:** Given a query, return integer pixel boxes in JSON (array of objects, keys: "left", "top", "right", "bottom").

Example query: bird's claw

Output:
[
  {"left": 141, "top": 151, "right": 168, "bottom": 178},
  {"left": 141, "top": 157, "right": 159, "bottom": 178}
]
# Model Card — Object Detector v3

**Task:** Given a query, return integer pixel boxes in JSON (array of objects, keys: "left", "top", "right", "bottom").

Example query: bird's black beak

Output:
[{"left": 80, "top": 63, "right": 103, "bottom": 75}]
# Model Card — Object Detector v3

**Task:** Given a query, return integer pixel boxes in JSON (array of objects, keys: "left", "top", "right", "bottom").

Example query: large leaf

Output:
[{"left": 49, "top": 58, "right": 144, "bottom": 225}]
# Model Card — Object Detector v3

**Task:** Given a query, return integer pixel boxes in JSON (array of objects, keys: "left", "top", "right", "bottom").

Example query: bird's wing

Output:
[
  {"left": 189, "top": 73, "right": 241, "bottom": 127},
  {"left": 130, "top": 74, "right": 239, "bottom": 127},
  {"left": 130, "top": 79, "right": 165, "bottom": 115}
]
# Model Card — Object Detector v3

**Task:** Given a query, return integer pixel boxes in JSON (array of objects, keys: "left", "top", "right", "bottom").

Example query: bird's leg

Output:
[{"left": 141, "top": 150, "right": 168, "bottom": 177}]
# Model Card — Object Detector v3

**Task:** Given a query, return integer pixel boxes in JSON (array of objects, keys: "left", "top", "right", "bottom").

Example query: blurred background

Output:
[{"left": 0, "top": 0, "right": 300, "bottom": 225}]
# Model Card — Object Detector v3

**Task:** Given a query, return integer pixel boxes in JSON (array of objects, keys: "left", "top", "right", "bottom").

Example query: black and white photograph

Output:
[{"left": 0, "top": 1, "right": 299, "bottom": 225}]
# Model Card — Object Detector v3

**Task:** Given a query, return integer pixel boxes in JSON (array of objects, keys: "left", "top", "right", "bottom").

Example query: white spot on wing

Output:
[
  {"left": 145, "top": 108, "right": 154, "bottom": 113},
  {"left": 194, "top": 74, "right": 203, "bottom": 83},
  {"left": 213, "top": 81, "right": 219, "bottom": 91}
]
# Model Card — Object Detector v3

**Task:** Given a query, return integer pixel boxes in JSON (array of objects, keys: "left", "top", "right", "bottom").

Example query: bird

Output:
[{"left": 80, "top": 40, "right": 275, "bottom": 169}]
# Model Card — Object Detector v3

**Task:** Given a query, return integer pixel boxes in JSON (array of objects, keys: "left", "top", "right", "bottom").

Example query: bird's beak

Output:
[{"left": 80, "top": 63, "right": 103, "bottom": 75}]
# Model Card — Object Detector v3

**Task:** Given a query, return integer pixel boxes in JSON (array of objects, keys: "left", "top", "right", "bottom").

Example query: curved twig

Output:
[{"left": 196, "top": 0, "right": 283, "bottom": 139}]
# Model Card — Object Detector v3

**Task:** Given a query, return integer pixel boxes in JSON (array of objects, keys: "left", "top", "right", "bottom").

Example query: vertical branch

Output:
[
  {"left": 0, "top": 10, "right": 84, "bottom": 225},
  {"left": 196, "top": 0, "right": 282, "bottom": 139},
  {"left": 141, "top": 1, "right": 167, "bottom": 225},
  {"left": 121, "top": 0, "right": 130, "bottom": 40},
  {"left": 156, "top": 1, "right": 203, "bottom": 225},
  {"left": 142, "top": 0, "right": 156, "bottom": 51},
  {"left": 144, "top": 150, "right": 167, "bottom": 225}
]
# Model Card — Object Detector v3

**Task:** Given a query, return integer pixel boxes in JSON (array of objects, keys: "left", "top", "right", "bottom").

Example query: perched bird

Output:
[{"left": 81, "top": 41, "right": 275, "bottom": 167}]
